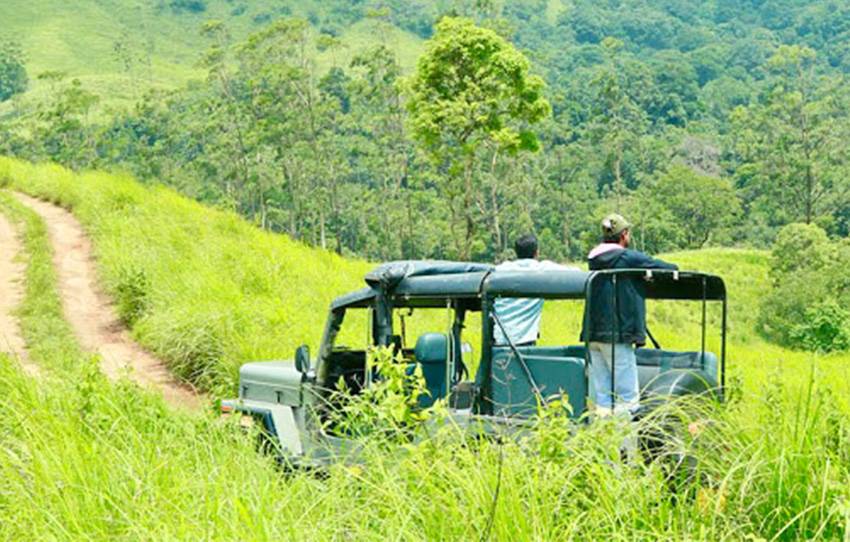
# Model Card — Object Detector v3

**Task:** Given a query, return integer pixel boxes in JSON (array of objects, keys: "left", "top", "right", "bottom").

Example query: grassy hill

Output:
[
  {"left": 2, "top": 156, "right": 848, "bottom": 404},
  {"left": 1, "top": 157, "right": 849, "bottom": 539},
  {"left": 0, "top": 157, "right": 373, "bottom": 392},
  {"left": 0, "top": 0, "right": 424, "bottom": 111}
]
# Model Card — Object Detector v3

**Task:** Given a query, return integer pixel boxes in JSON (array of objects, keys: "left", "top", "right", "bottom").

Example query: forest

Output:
[{"left": 1, "top": 0, "right": 849, "bottom": 263}]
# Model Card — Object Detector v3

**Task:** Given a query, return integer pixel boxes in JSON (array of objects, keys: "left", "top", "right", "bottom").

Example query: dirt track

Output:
[
  {"left": 14, "top": 193, "right": 201, "bottom": 409},
  {"left": 0, "top": 211, "right": 40, "bottom": 376}
]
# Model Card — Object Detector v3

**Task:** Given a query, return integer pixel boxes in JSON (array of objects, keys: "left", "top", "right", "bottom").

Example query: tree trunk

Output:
[
  {"left": 462, "top": 155, "right": 476, "bottom": 260},
  {"left": 319, "top": 209, "right": 327, "bottom": 250},
  {"left": 489, "top": 151, "right": 502, "bottom": 256},
  {"left": 614, "top": 151, "right": 623, "bottom": 212},
  {"left": 491, "top": 183, "right": 502, "bottom": 256}
]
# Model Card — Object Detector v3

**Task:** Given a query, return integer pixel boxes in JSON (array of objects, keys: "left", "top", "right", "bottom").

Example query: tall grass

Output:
[
  {"left": 0, "top": 354, "right": 847, "bottom": 539},
  {"left": 0, "top": 158, "right": 848, "bottom": 539},
  {"left": 1, "top": 158, "right": 371, "bottom": 393}
]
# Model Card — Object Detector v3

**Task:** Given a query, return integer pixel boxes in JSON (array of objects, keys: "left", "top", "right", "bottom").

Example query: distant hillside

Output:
[
  {"left": 5, "top": 0, "right": 850, "bottom": 267},
  {"left": 0, "top": 0, "right": 423, "bottom": 108},
  {"left": 0, "top": 155, "right": 781, "bottom": 395}
]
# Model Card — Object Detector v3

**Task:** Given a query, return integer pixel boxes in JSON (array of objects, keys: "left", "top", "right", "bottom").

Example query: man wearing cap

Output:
[{"left": 580, "top": 213, "right": 678, "bottom": 417}]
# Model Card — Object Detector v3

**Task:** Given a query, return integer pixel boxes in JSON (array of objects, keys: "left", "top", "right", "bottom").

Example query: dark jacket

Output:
[{"left": 580, "top": 244, "right": 678, "bottom": 345}]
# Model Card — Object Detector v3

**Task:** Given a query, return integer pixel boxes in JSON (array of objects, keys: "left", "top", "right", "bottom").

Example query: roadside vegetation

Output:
[
  {"left": 0, "top": 159, "right": 849, "bottom": 538},
  {"left": 759, "top": 223, "right": 850, "bottom": 353},
  {"left": 0, "top": 157, "right": 371, "bottom": 393}
]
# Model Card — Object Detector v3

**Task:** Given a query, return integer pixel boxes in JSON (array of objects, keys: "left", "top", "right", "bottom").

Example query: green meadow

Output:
[
  {"left": 0, "top": 0, "right": 423, "bottom": 113},
  {"left": 0, "top": 158, "right": 848, "bottom": 539}
]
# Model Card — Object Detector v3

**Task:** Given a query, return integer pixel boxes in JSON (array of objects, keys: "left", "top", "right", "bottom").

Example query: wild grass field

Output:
[
  {"left": 0, "top": 0, "right": 423, "bottom": 113},
  {"left": 0, "top": 157, "right": 373, "bottom": 393},
  {"left": 0, "top": 157, "right": 849, "bottom": 539}
]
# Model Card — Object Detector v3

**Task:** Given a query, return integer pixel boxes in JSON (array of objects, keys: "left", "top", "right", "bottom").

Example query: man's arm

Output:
[
  {"left": 539, "top": 260, "right": 579, "bottom": 271},
  {"left": 626, "top": 250, "right": 678, "bottom": 271}
]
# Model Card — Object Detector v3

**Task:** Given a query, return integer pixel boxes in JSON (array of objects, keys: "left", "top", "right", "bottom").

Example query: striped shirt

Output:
[{"left": 492, "top": 259, "right": 575, "bottom": 345}]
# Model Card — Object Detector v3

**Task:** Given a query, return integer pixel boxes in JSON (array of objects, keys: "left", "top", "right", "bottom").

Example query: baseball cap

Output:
[{"left": 601, "top": 213, "right": 631, "bottom": 236}]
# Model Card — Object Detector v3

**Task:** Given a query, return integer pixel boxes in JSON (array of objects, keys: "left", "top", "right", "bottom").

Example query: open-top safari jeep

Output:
[{"left": 221, "top": 261, "right": 727, "bottom": 465}]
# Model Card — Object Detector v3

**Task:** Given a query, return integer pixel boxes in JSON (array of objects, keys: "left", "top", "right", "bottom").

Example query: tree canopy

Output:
[
  {"left": 0, "top": 39, "right": 27, "bottom": 102},
  {"left": 406, "top": 17, "right": 550, "bottom": 258},
  {"left": 4, "top": 1, "right": 850, "bottom": 262}
]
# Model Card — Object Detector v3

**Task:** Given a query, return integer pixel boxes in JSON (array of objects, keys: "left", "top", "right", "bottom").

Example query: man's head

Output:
[
  {"left": 515, "top": 234, "right": 539, "bottom": 259},
  {"left": 601, "top": 213, "right": 631, "bottom": 247}
]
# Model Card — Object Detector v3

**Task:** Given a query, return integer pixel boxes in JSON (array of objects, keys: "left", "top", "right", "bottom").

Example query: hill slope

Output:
[
  {"left": 3, "top": 156, "right": 848, "bottom": 401},
  {"left": 0, "top": 0, "right": 423, "bottom": 108},
  {"left": 1, "top": 157, "right": 849, "bottom": 539},
  {"left": 0, "top": 157, "right": 372, "bottom": 392}
]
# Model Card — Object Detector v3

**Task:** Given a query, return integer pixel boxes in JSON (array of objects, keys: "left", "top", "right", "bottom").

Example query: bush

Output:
[
  {"left": 760, "top": 222, "right": 850, "bottom": 351},
  {"left": 114, "top": 267, "right": 150, "bottom": 326},
  {"left": 169, "top": 0, "right": 206, "bottom": 14},
  {"left": 325, "top": 347, "right": 432, "bottom": 440},
  {"left": 0, "top": 39, "right": 28, "bottom": 102},
  {"left": 789, "top": 302, "right": 850, "bottom": 353},
  {"left": 769, "top": 222, "right": 830, "bottom": 283},
  {"left": 760, "top": 272, "right": 817, "bottom": 344}
]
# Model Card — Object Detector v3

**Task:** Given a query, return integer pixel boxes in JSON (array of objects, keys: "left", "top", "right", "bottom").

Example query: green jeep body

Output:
[{"left": 221, "top": 261, "right": 727, "bottom": 465}]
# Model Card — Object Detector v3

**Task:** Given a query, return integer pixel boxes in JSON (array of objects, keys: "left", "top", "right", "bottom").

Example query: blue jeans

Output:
[{"left": 588, "top": 342, "right": 639, "bottom": 416}]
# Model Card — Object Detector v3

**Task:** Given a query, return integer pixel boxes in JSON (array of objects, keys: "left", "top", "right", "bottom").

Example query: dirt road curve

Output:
[
  {"left": 0, "top": 212, "right": 40, "bottom": 376},
  {"left": 14, "top": 193, "right": 201, "bottom": 410}
]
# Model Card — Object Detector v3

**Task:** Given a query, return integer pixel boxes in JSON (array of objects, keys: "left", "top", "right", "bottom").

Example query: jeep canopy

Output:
[
  {"left": 483, "top": 269, "right": 726, "bottom": 301},
  {"left": 331, "top": 262, "right": 726, "bottom": 310},
  {"left": 333, "top": 261, "right": 494, "bottom": 310}
]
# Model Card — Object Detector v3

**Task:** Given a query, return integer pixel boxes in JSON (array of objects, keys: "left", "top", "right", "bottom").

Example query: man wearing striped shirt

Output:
[{"left": 493, "top": 234, "right": 576, "bottom": 346}]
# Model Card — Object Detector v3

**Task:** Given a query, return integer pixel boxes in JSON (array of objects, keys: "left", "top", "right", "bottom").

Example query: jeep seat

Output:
[
  {"left": 585, "top": 349, "right": 719, "bottom": 403},
  {"left": 486, "top": 346, "right": 587, "bottom": 418},
  {"left": 635, "top": 349, "right": 718, "bottom": 390},
  {"left": 413, "top": 333, "right": 450, "bottom": 407}
]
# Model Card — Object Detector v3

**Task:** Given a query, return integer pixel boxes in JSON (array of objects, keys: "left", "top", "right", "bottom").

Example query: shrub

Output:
[
  {"left": 769, "top": 222, "right": 830, "bottom": 284},
  {"left": 760, "top": 222, "right": 850, "bottom": 351},
  {"left": 169, "top": 0, "right": 206, "bottom": 14},
  {"left": 789, "top": 301, "right": 850, "bottom": 353},
  {"left": 114, "top": 267, "right": 150, "bottom": 326},
  {"left": 759, "top": 268, "right": 827, "bottom": 346},
  {"left": 325, "top": 347, "right": 432, "bottom": 440},
  {"left": 0, "top": 39, "right": 28, "bottom": 102},
  {"left": 252, "top": 12, "right": 272, "bottom": 25}
]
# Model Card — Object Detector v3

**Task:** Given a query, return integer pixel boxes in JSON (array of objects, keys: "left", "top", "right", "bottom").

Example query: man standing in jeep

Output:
[
  {"left": 493, "top": 233, "right": 574, "bottom": 346},
  {"left": 581, "top": 213, "right": 678, "bottom": 417}
]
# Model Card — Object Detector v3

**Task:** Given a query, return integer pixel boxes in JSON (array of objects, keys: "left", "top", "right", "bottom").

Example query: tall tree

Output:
[
  {"left": 405, "top": 16, "right": 550, "bottom": 259},
  {"left": 348, "top": 45, "right": 416, "bottom": 258},
  {"left": 585, "top": 38, "right": 649, "bottom": 211},
  {"left": 731, "top": 45, "right": 850, "bottom": 227},
  {"left": 634, "top": 164, "right": 740, "bottom": 250}
]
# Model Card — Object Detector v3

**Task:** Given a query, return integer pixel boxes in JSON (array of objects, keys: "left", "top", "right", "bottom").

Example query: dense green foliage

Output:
[
  {"left": 759, "top": 222, "right": 850, "bottom": 352},
  {"left": 406, "top": 17, "right": 550, "bottom": 258},
  {"left": 0, "top": 39, "right": 27, "bottom": 102},
  {"left": 1, "top": 160, "right": 850, "bottom": 539},
  {"left": 4, "top": 1, "right": 850, "bottom": 263}
]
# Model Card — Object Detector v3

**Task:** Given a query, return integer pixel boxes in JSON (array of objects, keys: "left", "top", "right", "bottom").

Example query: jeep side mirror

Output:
[{"left": 295, "top": 345, "right": 311, "bottom": 373}]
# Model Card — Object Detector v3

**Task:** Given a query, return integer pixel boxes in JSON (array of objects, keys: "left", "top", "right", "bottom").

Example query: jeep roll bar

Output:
[{"left": 480, "top": 269, "right": 727, "bottom": 415}]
